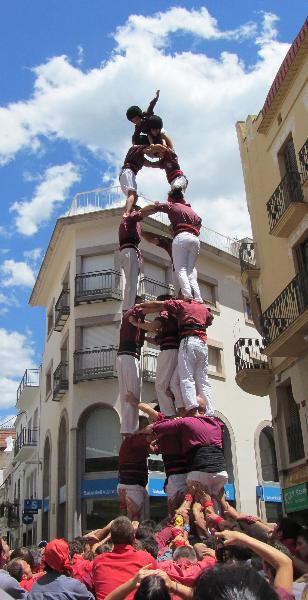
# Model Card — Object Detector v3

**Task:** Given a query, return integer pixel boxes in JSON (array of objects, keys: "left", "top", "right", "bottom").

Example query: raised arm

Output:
[
  {"left": 153, "top": 418, "right": 183, "bottom": 435},
  {"left": 129, "top": 316, "right": 162, "bottom": 333},
  {"left": 216, "top": 530, "right": 293, "bottom": 593},
  {"left": 104, "top": 565, "right": 154, "bottom": 600},
  {"left": 139, "top": 403, "right": 160, "bottom": 421},
  {"left": 161, "top": 132, "right": 174, "bottom": 150},
  {"left": 145, "top": 90, "right": 160, "bottom": 116},
  {"left": 135, "top": 300, "right": 166, "bottom": 314}
]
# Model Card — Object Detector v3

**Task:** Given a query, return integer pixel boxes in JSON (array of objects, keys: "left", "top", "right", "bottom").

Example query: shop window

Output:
[
  {"left": 84, "top": 406, "right": 121, "bottom": 472},
  {"left": 57, "top": 416, "right": 68, "bottom": 538},
  {"left": 259, "top": 426, "right": 278, "bottom": 482},
  {"left": 42, "top": 437, "right": 51, "bottom": 542}
]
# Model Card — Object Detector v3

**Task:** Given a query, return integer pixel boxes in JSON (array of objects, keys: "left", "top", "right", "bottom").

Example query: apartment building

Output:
[
  {"left": 236, "top": 18, "right": 308, "bottom": 523},
  {"left": 7, "top": 187, "right": 280, "bottom": 545}
]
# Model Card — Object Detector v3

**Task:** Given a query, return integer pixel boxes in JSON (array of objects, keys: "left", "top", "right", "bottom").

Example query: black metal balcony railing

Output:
[
  {"left": 75, "top": 270, "right": 122, "bottom": 304},
  {"left": 138, "top": 276, "right": 174, "bottom": 301},
  {"left": 234, "top": 338, "right": 269, "bottom": 373},
  {"left": 54, "top": 289, "right": 70, "bottom": 332},
  {"left": 14, "top": 427, "right": 38, "bottom": 457},
  {"left": 286, "top": 423, "right": 305, "bottom": 463},
  {"left": 53, "top": 361, "right": 69, "bottom": 401},
  {"left": 266, "top": 171, "right": 305, "bottom": 232},
  {"left": 16, "top": 369, "right": 40, "bottom": 403},
  {"left": 299, "top": 139, "right": 308, "bottom": 184},
  {"left": 142, "top": 350, "right": 159, "bottom": 381},
  {"left": 74, "top": 346, "right": 118, "bottom": 382},
  {"left": 239, "top": 242, "right": 257, "bottom": 275},
  {"left": 261, "top": 271, "right": 308, "bottom": 346}
]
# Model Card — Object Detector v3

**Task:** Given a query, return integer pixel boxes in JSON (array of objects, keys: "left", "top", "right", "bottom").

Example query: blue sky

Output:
[{"left": 0, "top": 1, "right": 306, "bottom": 422}]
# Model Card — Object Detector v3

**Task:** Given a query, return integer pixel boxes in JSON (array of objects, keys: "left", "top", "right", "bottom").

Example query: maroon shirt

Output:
[
  {"left": 119, "top": 211, "right": 143, "bottom": 249},
  {"left": 158, "top": 148, "right": 183, "bottom": 184},
  {"left": 153, "top": 201, "right": 201, "bottom": 237},
  {"left": 118, "top": 306, "right": 145, "bottom": 357},
  {"left": 155, "top": 310, "right": 179, "bottom": 350},
  {"left": 157, "top": 432, "right": 187, "bottom": 477},
  {"left": 132, "top": 94, "right": 159, "bottom": 144},
  {"left": 119, "top": 434, "right": 149, "bottom": 487},
  {"left": 122, "top": 145, "right": 146, "bottom": 175},
  {"left": 164, "top": 299, "right": 212, "bottom": 341},
  {"left": 153, "top": 416, "right": 224, "bottom": 454}
]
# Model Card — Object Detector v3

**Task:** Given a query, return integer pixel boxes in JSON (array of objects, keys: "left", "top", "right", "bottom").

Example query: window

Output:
[
  {"left": 42, "top": 437, "right": 51, "bottom": 542},
  {"left": 243, "top": 295, "right": 253, "bottom": 322},
  {"left": 57, "top": 417, "right": 68, "bottom": 538},
  {"left": 46, "top": 367, "right": 52, "bottom": 398},
  {"left": 198, "top": 280, "right": 216, "bottom": 305},
  {"left": 259, "top": 427, "right": 278, "bottom": 482},
  {"left": 84, "top": 406, "right": 121, "bottom": 472},
  {"left": 208, "top": 346, "right": 223, "bottom": 376},
  {"left": 279, "top": 137, "right": 298, "bottom": 176},
  {"left": 284, "top": 385, "right": 305, "bottom": 463},
  {"left": 295, "top": 238, "right": 308, "bottom": 275},
  {"left": 47, "top": 305, "right": 54, "bottom": 337},
  {"left": 82, "top": 253, "right": 114, "bottom": 273}
]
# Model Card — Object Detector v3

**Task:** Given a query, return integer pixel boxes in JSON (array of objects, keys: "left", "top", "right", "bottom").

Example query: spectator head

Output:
[
  {"left": 44, "top": 539, "right": 71, "bottom": 574},
  {"left": 173, "top": 545, "right": 197, "bottom": 563},
  {"left": 83, "top": 550, "right": 95, "bottom": 561},
  {"left": 136, "top": 525, "right": 156, "bottom": 540},
  {"left": 10, "top": 547, "right": 34, "bottom": 570},
  {"left": 95, "top": 542, "right": 113, "bottom": 556},
  {"left": 7, "top": 558, "right": 32, "bottom": 581},
  {"left": 216, "top": 544, "right": 252, "bottom": 564},
  {"left": 69, "top": 539, "right": 84, "bottom": 558},
  {"left": 273, "top": 517, "right": 302, "bottom": 541},
  {"left": 193, "top": 564, "right": 279, "bottom": 600},
  {"left": 110, "top": 516, "right": 135, "bottom": 546},
  {"left": 139, "top": 537, "right": 158, "bottom": 559},
  {"left": 28, "top": 546, "right": 43, "bottom": 572},
  {"left": 296, "top": 529, "right": 308, "bottom": 560},
  {"left": 134, "top": 574, "right": 171, "bottom": 600}
]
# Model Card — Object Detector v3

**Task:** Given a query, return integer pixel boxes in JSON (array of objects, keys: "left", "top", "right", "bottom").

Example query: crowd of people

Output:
[
  {"left": 0, "top": 94, "right": 307, "bottom": 600},
  {"left": 0, "top": 514, "right": 307, "bottom": 599}
]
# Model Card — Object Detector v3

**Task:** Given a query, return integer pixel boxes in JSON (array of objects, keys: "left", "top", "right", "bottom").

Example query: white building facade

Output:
[{"left": 5, "top": 188, "right": 281, "bottom": 545}]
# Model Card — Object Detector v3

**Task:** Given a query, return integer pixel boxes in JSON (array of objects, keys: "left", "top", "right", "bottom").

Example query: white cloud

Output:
[
  {"left": 1, "top": 259, "right": 35, "bottom": 287},
  {"left": 0, "top": 328, "right": 36, "bottom": 408},
  {"left": 11, "top": 163, "right": 80, "bottom": 235},
  {"left": 0, "top": 9, "right": 291, "bottom": 236},
  {"left": 23, "top": 248, "right": 42, "bottom": 261}
]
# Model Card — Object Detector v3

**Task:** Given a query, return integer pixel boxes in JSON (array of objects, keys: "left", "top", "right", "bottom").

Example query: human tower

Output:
[{"left": 115, "top": 91, "right": 228, "bottom": 524}]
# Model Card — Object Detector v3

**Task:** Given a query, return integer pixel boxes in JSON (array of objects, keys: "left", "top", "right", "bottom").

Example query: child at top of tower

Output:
[
  {"left": 126, "top": 90, "right": 160, "bottom": 145},
  {"left": 147, "top": 115, "right": 174, "bottom": 150}
]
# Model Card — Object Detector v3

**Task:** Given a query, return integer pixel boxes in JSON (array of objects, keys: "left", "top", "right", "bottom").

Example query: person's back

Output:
[
  {"left": 0, "top": 568, "right": 27, "bottom": 599},
  {"left": 92, "top": 517, "right": 156, "bottom": 600},
  {"left": 28, "top": 570, "right": 94, "bottom": 600}
]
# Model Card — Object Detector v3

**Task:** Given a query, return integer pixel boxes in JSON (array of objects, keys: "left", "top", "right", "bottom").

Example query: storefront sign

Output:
[
  {"left": 256, "top": 485, "right": 281, "bottom": 503},
  {"left": 283, "top": 483, "right": 308, "bottom": 513},
  {"left": 148, "top": 478, "right": 166, "bottom": 497},
  {"left": 81, "top": 478, "right": 118, "bottom": 499},
  {"left": 225, "top": 484, "right": 235, "bottom": 501}
]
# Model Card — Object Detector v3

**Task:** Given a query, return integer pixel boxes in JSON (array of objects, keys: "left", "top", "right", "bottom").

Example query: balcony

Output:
[
  {"left": 239, "top": 242, "right": 260, "bottom": 287},
  {"left": 261, "top": 271, "right": 308, "bottom": 357},
  {"left": 138, "top": 276, "right": 174, "bottom": 301},
  {"left": 14, "top": 427, "right": 38, "bottom": 462},
  {"left": 54, "top": 289, "right": 70, "bottom": 332},
  {"left": 53, "top": 361, "right": 69, "bottom": 401},
  {"left": 234, "top": 338, "right": 272, "bottom": 396},
  {"left": 75, "top": 270, "right": 122, "bottom": 305},
  {"left": 142, "top": 350, "right": 159, "bottom": 382},
  {"left": 299, "top": 139, "right": 308, "bottom": 186},
  {"left": 74, "top": 346, "right": 118, "bottom": 382},
  {"left": 16, "top": 369, "right": 40, "bottom": 407},
  {"left": 266, "top": 171, "right": 307, "bottom": 237}
]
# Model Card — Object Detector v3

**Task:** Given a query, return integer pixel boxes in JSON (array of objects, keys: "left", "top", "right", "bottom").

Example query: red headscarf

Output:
[{"left": 44, "top": 539, "right": 72, "bottom": 575}]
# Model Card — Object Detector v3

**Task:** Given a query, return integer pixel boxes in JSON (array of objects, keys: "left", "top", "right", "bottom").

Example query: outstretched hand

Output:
[{"left": 156, "top": 90, "right": 160, "bottom": 99}]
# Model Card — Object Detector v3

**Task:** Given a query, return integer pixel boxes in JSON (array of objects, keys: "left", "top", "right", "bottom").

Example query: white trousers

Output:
[
  {"left": 169, "top": 365, "right": 185, "bottom": 410},
  {"left": 155, "top": 349, "right": 178, "bottom": 416},
  {"left": 119, "top": 168, "right": 137, "bottom": 194},
  {"left": 186, "top": 471, "right": 228, "bottom": 497},
  {"left": 172, "top": 232, "right": 202, "bottom": 301},
  {"left": 120, "top": 248, "right": 140, "bottom": 311},
  {"left": 165, "top": 474, "right": 187, "bottom": 501},
  {"left": 116, "top": 354, "right": 140, "bottom": 433},
  {"left": 170, "top": 175, "right": 188, "bottom": 192},
  {"left": 178, "top": 337, "right": 214, "bottom": 415}
]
